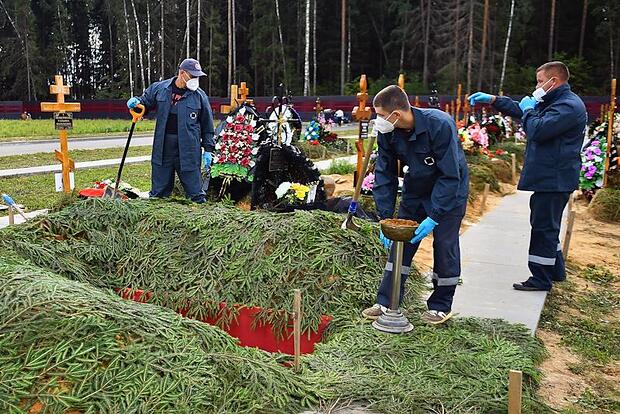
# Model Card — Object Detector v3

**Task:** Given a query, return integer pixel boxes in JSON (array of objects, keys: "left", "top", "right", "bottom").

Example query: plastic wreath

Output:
[{"left": 211, "top": 106, "right": 259, "bottom": 182}]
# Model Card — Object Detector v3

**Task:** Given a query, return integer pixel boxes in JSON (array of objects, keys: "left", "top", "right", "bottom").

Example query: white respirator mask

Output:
[
  {"left": 185, "top": 77, "right": 200, "bottom": 91},
  {"left": 532, "top": 78, "right": 555, "bottom": 102},
  {"left": 374, "top": 112, "right": 398, "bottom": 134}
]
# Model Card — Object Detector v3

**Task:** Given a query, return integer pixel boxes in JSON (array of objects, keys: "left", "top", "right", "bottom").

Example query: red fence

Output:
[{"left": 0, "top": 95, "right": 611, "bottom": 122}]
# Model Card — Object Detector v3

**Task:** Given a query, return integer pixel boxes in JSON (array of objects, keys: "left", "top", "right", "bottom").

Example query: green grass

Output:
[
  {"left": 322, "top": 159, "right": 356, "bottom": 175},
  {"left": 589, "top": 188, "right": 620, "bottom": 223},
  {"left": 0, "top": 145, "right": 153, "bottom": 170},
  {"left": 0, "top": 119, "right": 157, "bottom": 141},
  {"left": 0, "top": 162, "right": 152, "bottom": 212}
]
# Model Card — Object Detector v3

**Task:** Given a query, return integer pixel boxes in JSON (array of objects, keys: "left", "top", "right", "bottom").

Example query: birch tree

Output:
[
  {"left": 122, "top": 0, "right": 134, "bottom": 95},
  {"left": 303, "top": 0, "right": 310, "bottom": 95},
  {"left": 499, "top": 0, "right": 515, "bottom": 94},
  {"left": 130, "top": 0, "right": 145, "bottom": 91}
]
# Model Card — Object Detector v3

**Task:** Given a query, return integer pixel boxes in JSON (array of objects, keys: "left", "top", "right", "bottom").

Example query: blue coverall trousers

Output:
[
  {"left": 376, "top": 205, "right": 465, "bottom": 313},
  {"left": 149, "top": 133, "right": 206, "bottom": 203},
  {"left": 525, "top": 192, "right": 571, "bottom": 290}
]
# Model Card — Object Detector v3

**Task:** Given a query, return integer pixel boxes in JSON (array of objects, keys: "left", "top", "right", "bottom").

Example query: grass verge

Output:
[{"left": 0, "top": 119, "right": 157, "bottom": 141}]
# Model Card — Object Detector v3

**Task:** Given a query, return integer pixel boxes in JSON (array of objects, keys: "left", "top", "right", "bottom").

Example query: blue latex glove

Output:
[
  {"left": 379, "top": 230, "right": 392, "bottom": 250},
  {"left": 411, "top": 217, "right": 438, "bottom": 244},
  {"left": 126, "top": 97, "right": 140, "bottom": 109},
  {"left": 468, "top": 91, "right": 495, "bottom": 106},
  {"left": 203, "top": 152, "right": 213, "bottom": 169},
  {"left": 2, "top": 193, "right": 15, "bottom": 206},
  {"left": 519, "top": 96, "right": 537, "bottom": 112}
]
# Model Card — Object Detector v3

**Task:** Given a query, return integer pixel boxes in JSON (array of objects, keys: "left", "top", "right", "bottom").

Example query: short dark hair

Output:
[
  {"left": 373, "top": 85, "right": 410, "bottom": 112},
  {"left": 537, "top": 61, "right": 570, "bottom": 81}
]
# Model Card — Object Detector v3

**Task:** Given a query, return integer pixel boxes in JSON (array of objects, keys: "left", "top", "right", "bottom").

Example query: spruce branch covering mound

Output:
[
  {"left": 0, "top": 199, "right": 423, "bottom": 334},
  {"left": 0, "top": 256, "right": 319, "bottom": 413}
]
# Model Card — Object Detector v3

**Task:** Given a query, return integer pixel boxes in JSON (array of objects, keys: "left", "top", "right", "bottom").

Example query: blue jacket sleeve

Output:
[
  {"left": 492, "top": 96, "right": 523, "bottom": 119},
  {"left": 429, "top": 122, "right": 463, "bottom": 222},
  {"left": 137, "top": 82, "right": 158, "bottom": 111},
  {"left": 522, "top": 102, "right": 580, "bottom": 143},
  {"left": 200, "top": 94, "right": 215, "bottom": 152},
  {"left": 373, "top": 133, "right": 398, "bottom": 220}
]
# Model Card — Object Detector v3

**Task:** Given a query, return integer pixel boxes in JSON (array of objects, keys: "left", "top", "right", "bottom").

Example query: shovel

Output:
[
  {"left": 105, "top": 104, "right": 145, "bottom": 199},
  {"left": 341, "top": 126, "right": 377, "bottom": 231}
]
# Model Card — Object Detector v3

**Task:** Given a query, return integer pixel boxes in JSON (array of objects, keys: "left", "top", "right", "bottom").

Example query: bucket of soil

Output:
[{"left": 380, "top": 218, "right": 418, "bottom": 242}]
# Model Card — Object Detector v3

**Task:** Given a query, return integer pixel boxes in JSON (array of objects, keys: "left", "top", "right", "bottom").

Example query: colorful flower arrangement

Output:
[
  {"left": 304, "top": 113, "right": 339, "bottom": 147},
  {"left": 361, "top": 173, "right": 375, "bottom": 193},
  {"left": 275, "top": 181, "right": 317, "bottom": 205},
  {"left": 459, "top": 123, "right": 489, "bottom": 153},
  {"left": 580, "top": 122, "right": 609, "bottom": 194},
  {"left": 212, "top": 107, "right": 260, "bottom": 181}
]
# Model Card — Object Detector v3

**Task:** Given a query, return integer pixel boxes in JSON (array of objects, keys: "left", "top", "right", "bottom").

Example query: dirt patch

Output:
[{"left": 536, "top": 329, "right": 589, "bottom": 408}]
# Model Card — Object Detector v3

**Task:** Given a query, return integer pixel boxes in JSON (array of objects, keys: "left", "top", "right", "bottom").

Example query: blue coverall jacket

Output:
[
  {"left": 492, "top": 83, "right": 587, "bottom": 192},
  {"left": 138, "top": 78, "right": 215, "bottom": 172},
  {"left": 374, "top": 107, "right": 469, "bottom": 222}
]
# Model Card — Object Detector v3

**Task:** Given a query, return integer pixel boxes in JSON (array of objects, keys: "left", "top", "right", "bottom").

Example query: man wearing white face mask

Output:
[
  {"left": 126, "top": 58, "right": 215, "bottom": 203},
  {"left": 361, "top": 85, "right": 469, "bottom": 325},
  {"left": 469, "top": 61, "right": 587, "bottom": 292}
]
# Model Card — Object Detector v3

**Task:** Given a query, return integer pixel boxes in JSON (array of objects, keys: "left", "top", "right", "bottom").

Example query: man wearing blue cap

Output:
[{"left": 127, "top": 58, "right": 214, "bottom": 203}]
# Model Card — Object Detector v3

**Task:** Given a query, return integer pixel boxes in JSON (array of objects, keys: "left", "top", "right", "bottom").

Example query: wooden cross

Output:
[
  {"left": 398, "top": 74, "right": 405, "bottom": 91},
  {"left": 603, "top": 78, "right": 617, "bottom": 187},
  {"left": 414, "top": 96, "right": 420, "bottom": 107},
  {"left": 238, "top": 81, "right": 251, "bottom": 105},
  {"left": 352, "top": 75, "right": 371, "bottom": 121},
  {"left": 313, "top": 97, "right": 323, "bottom": 117},
  {"left": 220, "top": 84, "right": 239, "bottom": 114},
  {"left": 455, "top": 83, "right": 462, "bottom": 122},
  {"left": 40, "top": 75, "right": 81, "bottom": 194},
  {"left": 352, "top": 75, "right": 372, "bottom": 187}
]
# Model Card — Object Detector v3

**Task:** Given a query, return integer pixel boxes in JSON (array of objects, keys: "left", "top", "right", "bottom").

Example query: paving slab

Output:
[
  {"left": 0, "top": 209, "right": 48, "bottom": 228},
  {"left": 452, "top": 190, "right": 550, "bottom": 333}
]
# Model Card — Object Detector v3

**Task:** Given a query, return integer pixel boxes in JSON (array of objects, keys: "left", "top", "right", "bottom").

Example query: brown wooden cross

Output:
[
  {"left": 220, "top": 84, "right": 239, "bottom": 114},
  {"left": 313, "top": 97, "right": 323, "bottom": 117},
  {"left": 398, "top": 74, "right": 405, "bottom": 91},
  {"left": 40, "top": 75, "right": 81, "bottom": 194},
  {"left": 352, "top": 75, "right": 372, "bottom": 187},
  {"left": 455, "top": 83, "right": 462, "bottom": 122}
]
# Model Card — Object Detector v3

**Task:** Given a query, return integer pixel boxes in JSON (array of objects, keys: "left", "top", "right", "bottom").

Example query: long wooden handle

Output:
[{"left": 352, "top": 133, "right": 376, "bottom": 203}]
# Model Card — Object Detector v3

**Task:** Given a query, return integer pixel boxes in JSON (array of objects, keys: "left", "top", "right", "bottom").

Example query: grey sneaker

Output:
[
  {"left": 421, "top": 310, "right": 453, "bottom": 325},
  {"left": 361, "top": 304, "right": 388, "bottom": 320}
]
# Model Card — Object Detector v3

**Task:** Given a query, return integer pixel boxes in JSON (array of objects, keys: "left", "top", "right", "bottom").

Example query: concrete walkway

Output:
[
  {"left": 0, "top": 209, "right": 48, "bottom": 228},
  {"left": 452, "top": 191, "right": 548, "bottom": 333},
  {"left": 0, "top": 154, "right": 356, "bottom": 178}
]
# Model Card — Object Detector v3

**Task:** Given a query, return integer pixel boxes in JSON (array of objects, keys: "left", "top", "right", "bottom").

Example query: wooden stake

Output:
[
  {"left": 562, "top": 209, "right": 576, "bottom": 260},
  {"left": 293, "top": 289, "right": 302, "bottom": 372},
  {"left": 8, "top": 206, "right": 14, "bottom": 226},
  {"left": 481, "top": 183, "right": 490, "bottom": 213},
  {"left": 508, "top": 370, "right": 523, "bottom": 414},
  {"left": 456, "top": 83, "right": 462, "bottom": 121},
  {"left": 511, "top": 153, "right": 517, "bottom": 185},
  {"left": 603, "top": 78, "right": 616, "bottom": 188}
]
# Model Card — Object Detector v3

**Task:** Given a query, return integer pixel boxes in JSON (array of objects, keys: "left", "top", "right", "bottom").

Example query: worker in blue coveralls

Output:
[
  {"left": 469, "top": 61, "right": 587, "bottom": 291},
  {"left": 126, "top": 58, "right": 215, "bottom": 203},
  {"left": 362, "top": 85, "right": 469, "bottom": 325}
]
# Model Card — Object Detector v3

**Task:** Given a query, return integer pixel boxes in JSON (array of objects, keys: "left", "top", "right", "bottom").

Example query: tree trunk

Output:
[
  {"left": 160, "top": 0, "right": 164, "bottom": 80},
  {"left": 227, "top": 0, "right": 232, "bottom": 91},
  {"left": 303, "top": 0, "right": 310, "bottom": 95},
  {"left": 147, "top": 1, "right": 152, "bottom": 85},
  {"left": 186, "top": 0, "right": 190, "bottom": 57},
  {"left": 232, "top": 0, "right": 236, "bottom": 83},
  {"left": 105, "top": 0, "right": 114, "bottom": 80},
  {"left": 400, "top": 12, "right": 407, "bottom": 73},
  {"left": 197, "top": 0, "right": 201, "bottom": 61},
  {"left": 130, "top": 0, "right": 146, "bottom": 91},
  {"left": 548, "top": 0, "right": 556, "bottom": 60},
  {"left": 422, "top": 0, "right": 431, "bottom": 90},
  {"left": 0, "top": 0, "right": 34, "bottom": 99},
  {"left": 122, "top": 0, "right": 134, "bottom": 95},
  {"left": 347, "top": 1, "right": 351, "bottom": 83},
  {"left": 209, "top": 17, "right": 213, "bottom": 92},
  {"left": 275, "top": 0, "right": 287, "bottom": 86},
  {"left": 466, "top": 0, "right": 474, "bottom": 94},
  {"left": 312, "top": 0, "right": 317, "bottom": 94},
  {"left": 477, "top": 0, "right": 489, "bottom": 90},
  {"left": 499, "top": 0, "right": 515, "bottom": 94},
  {"left": 578, "top": 0, "right": 588, "bottom": 58},
  {"left": 453, "top": 0, "right": 460, "bottom": 89},
  {"left": 340, "top": 0, "right": 346, "bottom": 95}
]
